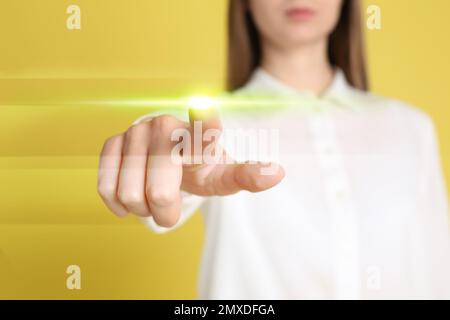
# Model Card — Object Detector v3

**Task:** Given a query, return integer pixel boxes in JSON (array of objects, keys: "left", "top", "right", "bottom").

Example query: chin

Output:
[{"left": 284, "top": 32, "right": 324, "bottom": 47}]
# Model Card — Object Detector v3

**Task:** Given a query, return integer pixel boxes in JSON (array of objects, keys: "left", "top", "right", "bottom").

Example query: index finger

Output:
[
  {"left": 188, "top": 96, "right": 222, "bottom": 132},
  {"left": 187, "top": 97, "right": 223, "bottom": 165}
]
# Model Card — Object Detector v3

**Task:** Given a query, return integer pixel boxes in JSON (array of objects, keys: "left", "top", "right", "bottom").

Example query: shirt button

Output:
[
  {"left": 336, "top": 190, "right": 346, "bottom": 198},
  {"left": 322, "top": 144, "right": 335, "bottom": 154},
  {"left": 332, "top": 189, "right": 349, "bottom": 203}
]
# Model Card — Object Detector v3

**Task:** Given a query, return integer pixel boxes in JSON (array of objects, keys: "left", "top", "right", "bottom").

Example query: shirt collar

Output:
[{"left": 243, "top": 67, "right": 353, "bottom": 106}]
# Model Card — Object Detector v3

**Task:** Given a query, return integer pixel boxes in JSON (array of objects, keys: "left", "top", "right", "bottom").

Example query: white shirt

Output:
[{"left": 141, "top": 69, "right": 450, "bottom": 299}]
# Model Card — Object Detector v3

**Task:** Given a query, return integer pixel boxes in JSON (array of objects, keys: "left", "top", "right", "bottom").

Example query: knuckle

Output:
[
  {"left": 118, "top": 190, "right": 145, "bottom": 207},
  {"left": 126, "top": 122, "right": 148, "bottom": 139},
  {"left": 102, "top": 134, "right": 122, "bottom": 150},
  {"left": 97, "top": 182, "right": 115, "bottom": 199},
  {"left": 146, "top": 187, "right": 178, "bottom": 207},
  {"left": 124, "top": 126, "right": 150, "bottom": 155},
  {"left": 151, "top": 115, "right": 177, "bottom": 137}
]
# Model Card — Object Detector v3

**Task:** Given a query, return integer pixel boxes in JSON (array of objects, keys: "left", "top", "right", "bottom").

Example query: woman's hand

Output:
[{"left": 97, "top": 109, "right": 285, "bottom": 227}]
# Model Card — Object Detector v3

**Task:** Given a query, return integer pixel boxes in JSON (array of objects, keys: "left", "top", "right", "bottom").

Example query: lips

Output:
[{"left": 286, "top": 7, "right": 316, "bottom": 21}]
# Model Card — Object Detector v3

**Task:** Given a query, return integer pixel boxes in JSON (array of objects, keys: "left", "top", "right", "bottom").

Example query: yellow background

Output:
[{"left": 0, "top": 0, "right": 449, "bottom": 299}]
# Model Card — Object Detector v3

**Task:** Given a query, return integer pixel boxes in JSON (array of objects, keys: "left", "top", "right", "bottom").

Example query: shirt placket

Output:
[{"left": 308, "top": 112, "right": 361, "bottom": 299}]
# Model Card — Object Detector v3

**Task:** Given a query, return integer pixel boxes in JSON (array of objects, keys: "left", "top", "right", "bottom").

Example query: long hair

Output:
[{"left": 227, "top": 0, "right": 368, "bottom": 91}]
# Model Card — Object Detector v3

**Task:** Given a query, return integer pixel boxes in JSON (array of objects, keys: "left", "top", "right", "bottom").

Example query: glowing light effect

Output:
[
  {"left": 187, "top": 96, "right": 216, "bottom": 110},
  {"left": 4, "top": 93, "right": 358, "bottom": 113}
]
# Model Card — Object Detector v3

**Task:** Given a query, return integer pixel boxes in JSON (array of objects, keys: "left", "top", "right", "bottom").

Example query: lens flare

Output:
[{"left": 187, "top": 96, "right": 216, "bottom": 110}]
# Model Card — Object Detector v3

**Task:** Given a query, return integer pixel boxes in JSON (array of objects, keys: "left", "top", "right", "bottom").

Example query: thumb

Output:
[
  {"left": 214, "top": 162, "right": 285, "bottom": 195},
  {"left": 234, "top": 162, "right": 285, "bottom": 192}
]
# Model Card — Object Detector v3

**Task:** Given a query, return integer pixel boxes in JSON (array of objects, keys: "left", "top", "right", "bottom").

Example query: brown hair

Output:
[{"left": 227, "top": 0, "right": 368, "bottom": 91}]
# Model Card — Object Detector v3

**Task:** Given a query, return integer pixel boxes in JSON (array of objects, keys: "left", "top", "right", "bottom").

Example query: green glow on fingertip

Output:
[{"left": 187, "top": 96, "right": 217, "bottom": 110}]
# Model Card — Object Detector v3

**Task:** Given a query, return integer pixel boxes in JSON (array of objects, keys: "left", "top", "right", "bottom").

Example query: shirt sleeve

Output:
[
  {"left": 410, "top": 115, "right": 450, "bottom": 298},
  {"left": 132, "top": 112, "right": 206, "bottom": 234}
]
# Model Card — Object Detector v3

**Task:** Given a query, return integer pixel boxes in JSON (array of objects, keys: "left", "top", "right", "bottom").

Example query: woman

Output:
[{"left": 97, "top": 0, "right": 450, "bottom": 299}]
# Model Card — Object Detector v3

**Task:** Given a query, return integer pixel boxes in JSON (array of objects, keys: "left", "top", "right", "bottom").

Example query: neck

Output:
[{"left": 260, "top": 39, "right": 334, "bottom": 94}]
